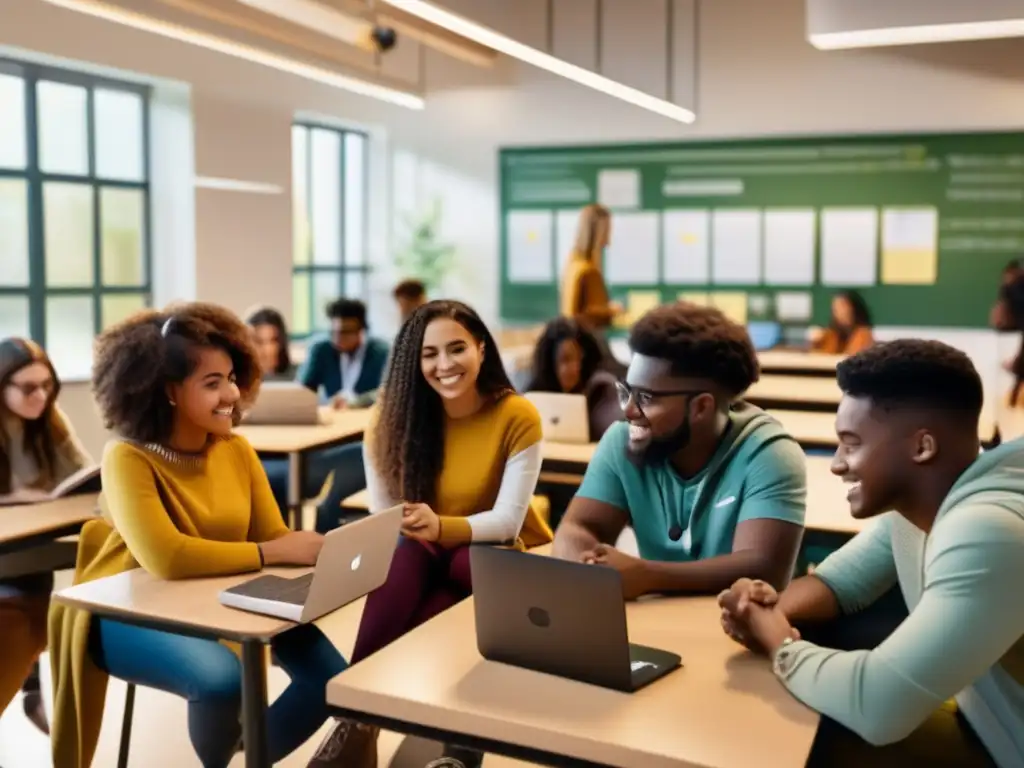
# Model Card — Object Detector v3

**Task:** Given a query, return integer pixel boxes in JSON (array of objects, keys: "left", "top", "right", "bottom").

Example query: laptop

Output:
[
  {"left": 219, "top": 505, "right": 403, "bottom": 622},
  {"left": 244, "top": 382, "right": 322, "bottom": 425},
  {"left": 524, "top": 392, "right": 590, "bottom": 444},
  {"left": 471, "top": 547, "right": 682, "bottom": 693}
]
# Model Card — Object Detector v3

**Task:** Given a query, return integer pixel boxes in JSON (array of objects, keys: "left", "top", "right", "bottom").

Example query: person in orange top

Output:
[
  {"left": 310, "top": 300, "right": 552, "bottom": 768},
  {"left": 809, "top": 290, "right": 875, "bottom": 355},
  {"left": 47, "top": 303, "right": 351, "bottom": 768}
]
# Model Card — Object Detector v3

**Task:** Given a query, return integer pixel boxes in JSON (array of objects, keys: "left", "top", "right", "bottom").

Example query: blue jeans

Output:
[
  {"left": 89, "top": 619, "right": 348, "bottom": 768},
  {"left": 263, "top": 442, "right": 366, "bottom": 532}
]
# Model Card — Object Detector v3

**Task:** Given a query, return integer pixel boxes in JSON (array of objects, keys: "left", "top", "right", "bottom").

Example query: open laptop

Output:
[
  {"left": 243, "top": 382, "right": 322, "bottom": 425},
  {"left": 524, "top": 392, "right": 590, "bottom": 444},
  {"left": 471, "top": 547, "right": 681, "bottom": 693},
  {"left": 219, "top": 505, "right": 403, "bottom": 622}
]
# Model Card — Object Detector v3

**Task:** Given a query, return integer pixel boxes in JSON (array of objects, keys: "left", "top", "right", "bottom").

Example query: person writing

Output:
[
  {"left": 0, "top": 338, "right": 92, "bottom": 736},
  {"left": 719, "top": 340, "right": 1024, "bottom": 766},
  {"left": 48, "top": 303, "right": 353, "bottom": 768},
  {"left": 552, "top": 302, "right": 807, "bottom": 599}
]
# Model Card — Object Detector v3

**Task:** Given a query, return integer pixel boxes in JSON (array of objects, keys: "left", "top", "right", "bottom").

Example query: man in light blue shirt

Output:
[{"left": 553, "top": 301, "right": 807, "bottom": 599}]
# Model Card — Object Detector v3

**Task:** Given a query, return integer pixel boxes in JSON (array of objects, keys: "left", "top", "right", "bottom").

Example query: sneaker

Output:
[
  {"left": 306, "top": 719, "right": 379, "bottom": 767},
  {"left": 22, "top": 691, "right": 49, "bottom": 735},
  {"left": 424, "top": 760, "right": 466, "bottom": 768}
]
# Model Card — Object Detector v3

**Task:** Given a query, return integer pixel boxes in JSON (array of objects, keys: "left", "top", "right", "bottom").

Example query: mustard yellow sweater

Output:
[{"left": 48, "top": 434, "right": 289, "bottom": 768}]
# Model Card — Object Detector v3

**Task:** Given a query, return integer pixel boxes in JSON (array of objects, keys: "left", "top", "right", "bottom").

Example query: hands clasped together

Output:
[{"left": 717, "top": 578, "right": 800, "bottom": 656}]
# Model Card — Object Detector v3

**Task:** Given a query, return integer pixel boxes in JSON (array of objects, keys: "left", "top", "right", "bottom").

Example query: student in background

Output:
[
  {"left": 246, "top": 306, "right": 296, "bottom": 381},
  {"left": 393, "top": 279, "right": 427, "bottom": 324},
  {"left": 719, "top": 340, "right": 1023, "bottom": 767},
  {"left": 809, "top": 290, "right": 875, "bottom": 355},
  {"left": 553, "top": 302, "right": 806, "bottom": 600},
  {"left": 299, "top": 298, "right": 388, "bottom": 409},
  {"left": 48, "top": 304, "right": 352, "bottom": 768},
  {"left": 526, "top": 317, "right": 621, "bottom": 441},
  {"left": 0, "top": 337, "right": 92, "bottom": 736},
  {"left": 314, "top": 300, "right": 552, "bottom": 768},
  {"left": 560, "top": 203, "right": 626, "bottom": 377},
  {"left": 990, "top": 259, "right": 1024, "bottom": 406}
]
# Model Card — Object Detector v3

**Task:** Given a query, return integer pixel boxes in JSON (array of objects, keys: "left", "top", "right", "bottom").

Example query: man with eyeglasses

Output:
[{"left": 552, "top": 302, "right": 807, "bottom": 600}]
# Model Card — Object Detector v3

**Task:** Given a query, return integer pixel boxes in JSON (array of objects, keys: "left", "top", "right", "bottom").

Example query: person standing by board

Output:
[{"left": 560, "top": 203, "right": 626, "bottom": 377}]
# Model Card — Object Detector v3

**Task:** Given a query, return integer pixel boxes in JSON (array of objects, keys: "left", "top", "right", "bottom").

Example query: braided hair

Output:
[{"left": 372, "top": 300, "right": 514, "bottom": 504}]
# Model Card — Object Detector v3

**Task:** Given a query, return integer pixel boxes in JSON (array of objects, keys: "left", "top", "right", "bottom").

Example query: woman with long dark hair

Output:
[
  {"left": 245, "top": 306, "right": 295, "bottom": 380},
  {"left": 810, "top": 290, "right": 875, "bottom": 355},
  {"left": 312, "top": 300, "right": 552, "bottom": 767}
]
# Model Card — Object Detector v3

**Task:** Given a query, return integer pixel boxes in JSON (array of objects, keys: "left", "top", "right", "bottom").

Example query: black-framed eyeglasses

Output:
[
  {"left": 6, "top": 379, "right": 55, "bottom": 398},
  {"left": 615, "top": 380, "right": 705, "bottom": 416}
]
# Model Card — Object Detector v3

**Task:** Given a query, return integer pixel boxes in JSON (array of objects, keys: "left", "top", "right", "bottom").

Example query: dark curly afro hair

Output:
[
  {"left": 92, "top": 302, "right": 262, "bottom": 444},
  {"left": 629, "top": 301, "right": 760, "bottom": 397}
]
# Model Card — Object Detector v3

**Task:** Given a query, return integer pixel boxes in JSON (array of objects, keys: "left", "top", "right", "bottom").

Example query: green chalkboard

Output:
[{"left": 499, "top": 131, "right": 1024, "bottom": 328}]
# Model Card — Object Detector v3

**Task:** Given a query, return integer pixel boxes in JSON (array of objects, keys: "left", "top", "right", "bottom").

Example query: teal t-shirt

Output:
[{"left": 576, "top": 413, "right": 807, "bottom": 562}]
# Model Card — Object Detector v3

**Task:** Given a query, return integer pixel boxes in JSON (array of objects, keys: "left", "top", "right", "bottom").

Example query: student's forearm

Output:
[
  {"left": 776, "top": 575, "right": 841, "bottom": 625},
  {"left": 551, "top": 521, "right": 601, "bottom": 561},
  {"left": 643, "top": 550, "right": 791, "bottom": 595}
]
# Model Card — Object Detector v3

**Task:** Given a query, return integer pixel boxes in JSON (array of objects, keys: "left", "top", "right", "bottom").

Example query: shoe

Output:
[
  {"left": 424, "top": 760, "right": 467, "bottom": 768},
  {"left": 22, "top": 691, "right": 49, "bottom": 736},
  {"left": 426, "top": 746, "right": 483, "bottom": 768},
  {"left": 306, "top": 719, "right": 379, "bottom": 767}
]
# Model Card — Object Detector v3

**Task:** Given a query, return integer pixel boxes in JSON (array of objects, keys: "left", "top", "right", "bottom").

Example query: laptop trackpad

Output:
[
  {"left": 629, "top": 643, "right": 682, "bottom": 689},
  {"left": 223, "top": 573, "right": 314, "bottom": 606}
]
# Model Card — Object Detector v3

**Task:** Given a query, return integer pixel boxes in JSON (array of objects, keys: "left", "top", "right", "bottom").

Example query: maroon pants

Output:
[{"left": 351, "top": 538, "right": 472, "bottom": 663}]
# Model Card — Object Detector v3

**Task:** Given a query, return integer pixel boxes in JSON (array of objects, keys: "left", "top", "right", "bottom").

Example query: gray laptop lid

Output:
[{"left": 244, "top": 381, "right": 319, "bottom": 425}]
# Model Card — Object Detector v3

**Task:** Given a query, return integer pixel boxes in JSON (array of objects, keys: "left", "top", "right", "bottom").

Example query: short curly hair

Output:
[
  {"left": 837, "top": 339, "right": 982, "bottom": 420},
  {"left": 92, "top": 302, "right": 262, "bottom": 444},
  {"left": 628, "top": 302, "right": 760, "bottom": 396}
]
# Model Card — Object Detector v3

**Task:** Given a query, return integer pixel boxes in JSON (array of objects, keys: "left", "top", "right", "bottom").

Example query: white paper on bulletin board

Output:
[
  {"left": 763, "top": 209, "right": 815, "bottom": 285},
  {"left": 712, "top": 209, "right": 762, "bottom": 284},
  {"left": 662, "top": 209, "right": 710, "bottom": 284},
  {"left": 603, "top": 211, "right": 659, "bottom": 285},
  {"left": 506, "top": 210, "right": 554, "bottom": 283},
  {"left": 820, "top": 207, "right": 878, "bottom": 286},
  {"left": 554, "top": 208, "right": 581, "bottom": 279},
  {"left": 597, "top": 168, "right": 641, "bottom": 209}
]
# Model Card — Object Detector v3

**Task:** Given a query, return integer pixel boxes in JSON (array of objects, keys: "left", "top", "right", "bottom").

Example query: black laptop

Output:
[{"left": 470, "top": 547, "right": 681, "bottom": 693}]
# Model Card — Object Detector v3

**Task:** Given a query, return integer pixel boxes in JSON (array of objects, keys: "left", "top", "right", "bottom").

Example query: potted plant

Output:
[{"left": 393, "top": 196, "right": 458, "bottom": 292}]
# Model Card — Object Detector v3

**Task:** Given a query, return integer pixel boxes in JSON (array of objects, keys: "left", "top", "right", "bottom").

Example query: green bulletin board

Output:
[{"left": 499, "top": 131, "right": 1024, "bottom": 328}]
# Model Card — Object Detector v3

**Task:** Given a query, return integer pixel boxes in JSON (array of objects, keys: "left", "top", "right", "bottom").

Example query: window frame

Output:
[
  {"left": 0, "top": 57, "right": 153, "bottom": 357},
  {"left": 291, "top": 120, "right": 371, "bottom": 340}
]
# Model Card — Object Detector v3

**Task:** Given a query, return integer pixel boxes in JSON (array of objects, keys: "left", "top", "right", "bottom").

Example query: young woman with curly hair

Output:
[
  {"left": 315, "top": 300, "right": 553, "bottom": 768},
  {"left": 47, "top": 303, "right": 352, "bottom": 768},
  {"left": 0, "top": 338, "right": 92, "bottom": 736}
]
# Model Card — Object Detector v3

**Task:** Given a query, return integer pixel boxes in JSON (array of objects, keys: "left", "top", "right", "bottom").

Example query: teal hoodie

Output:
[
  {"left": 776, "top": 438, "right": 1024, "bottom": 765},
  {"left": 575, "top": 401, "right": 807, "bottom": 562}
]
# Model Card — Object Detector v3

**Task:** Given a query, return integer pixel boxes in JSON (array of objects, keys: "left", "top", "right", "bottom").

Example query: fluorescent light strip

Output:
[
  {"left": 380, "top": 0, "right": 694, "bottom": 123},
  {"left": 810, "top": 18, "right": 1024, "bottom": 49},
  {"left": 194, "top": 176, "right": 283, "bottom": 194},
  {"left": 40, "top": 0, "right": 424, "bottom": 109},
  {"left": 237, "top": 0, "right": 374, "bottom": 50}
]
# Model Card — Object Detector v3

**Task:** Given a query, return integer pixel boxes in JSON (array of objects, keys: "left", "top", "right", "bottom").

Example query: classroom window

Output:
[
  {"left": 0, "top": 59, "right": 151, "bottom": 380},
  {"left": 291, "top": 122, "right": 369, "bottom": 338}
]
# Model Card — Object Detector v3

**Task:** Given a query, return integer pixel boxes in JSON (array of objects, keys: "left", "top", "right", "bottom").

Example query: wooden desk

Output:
[
  {"left": 758, "top": 350, "right": 842, "bottom": 377},
  {"left": 326, "top": 595, "right": 819, "bottom": 768},
  {"left": 746, "top": 375, "right": 842, "bottom": 412},
  {"left": 772, "top": 409, "right": 998, "bottom": 449},
  {"left": 0, "top": 493, "right": 99, "bottom": 556},
  {"left": 235, "top": 408, "right": 371, "bottom": 526},
  {"left": 54, "top": 566, "right": 311, "bottom": 768}
]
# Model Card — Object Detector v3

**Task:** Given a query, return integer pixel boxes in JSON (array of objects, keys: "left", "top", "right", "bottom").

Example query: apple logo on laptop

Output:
[
  {"left": 350, "top": 554, "right": 361, "bottom": 571},
  {"left": 527, "top": 606, "right": 550, "bottom": 628}
]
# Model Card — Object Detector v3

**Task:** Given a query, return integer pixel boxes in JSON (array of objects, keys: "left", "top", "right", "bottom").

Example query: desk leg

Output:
[
  {"left": 241, "top": 639, "right": 270, "bottom": 768},
  {"left": 286, "top": 452, "right": 304, "bottom": 529}
]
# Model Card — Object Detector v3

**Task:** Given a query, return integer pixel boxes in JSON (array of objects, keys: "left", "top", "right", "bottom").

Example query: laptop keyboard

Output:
[{"left": 227, "top": 573, "right": 314, "bottom": 605}]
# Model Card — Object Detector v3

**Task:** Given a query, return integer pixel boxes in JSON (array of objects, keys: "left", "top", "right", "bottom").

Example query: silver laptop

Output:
[
  {"left": 244, "top": 382, "right": 321, "bottom": 425},
  {"left": 219, "top": 505, "right": 403, "bottom": 622},
  {"left": 524, "top": 392, "right": 589, "bottom": 444}
]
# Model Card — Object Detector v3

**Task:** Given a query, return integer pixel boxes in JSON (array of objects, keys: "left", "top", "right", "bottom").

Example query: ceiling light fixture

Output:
[
  {"left": 39, "top": 0, "right": 425, "bottom": 109},
  {"left": 378, "top": 0, "right": 695, "bottom": 123},
  {"left": 809, "top": 18, "right": 1024, "bottom": 49}
]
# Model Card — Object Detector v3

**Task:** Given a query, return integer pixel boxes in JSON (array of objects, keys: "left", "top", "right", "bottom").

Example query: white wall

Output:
[{"left": 3, "top": 0, "right": 1024, "bottom": 455}]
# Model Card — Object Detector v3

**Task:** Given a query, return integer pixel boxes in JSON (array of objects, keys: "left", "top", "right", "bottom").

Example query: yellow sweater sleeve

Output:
[
  {"left": 237, "top": 436, "right": 291, "bottom": 543},
  {"left": 101, "top": 441, "right": 263, "bottom": 580}
]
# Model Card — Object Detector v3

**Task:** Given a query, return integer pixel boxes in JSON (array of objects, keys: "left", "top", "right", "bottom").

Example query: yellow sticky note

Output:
[
  {"left": 678, "top": 292, "right": 710, "bottom": 307},
  {"left": 709, "top": 292, "right": 748, "bottom": 325},
  {"left": 627, "top": 290, "right": 661, "bottom": 322},
  {"left": 681, "top": 232, "right": 699, "bottom": 245},
  {"left": 526, "top": 230, "right": 538, "bottom": 242},
  {"left": 881, "top": 249, "right": 937, "bottom": 284}
]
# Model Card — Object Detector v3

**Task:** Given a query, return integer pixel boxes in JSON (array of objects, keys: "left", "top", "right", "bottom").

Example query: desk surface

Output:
[
  {"left": 757, "top": 350, "right": 843, "bottom": 373},
  {"left": 327, "top": 595, "right": 818, "bottom": 768},
  {"left": 0, "top": 493, "right": 99, "bottom": 546},
  {"left": 747, "top": 375, "right": 842, "bottom": 405},
  {"left": 234, "top": 408, "right": 371, "bottom": 453},
  {"left": 54, "top": 566, "right": 306, "bottom": 642}
]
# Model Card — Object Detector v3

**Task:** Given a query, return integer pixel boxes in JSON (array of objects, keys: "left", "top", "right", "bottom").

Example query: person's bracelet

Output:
[{"left": 771, "top": 635, "right": 797, "bottom": 677}]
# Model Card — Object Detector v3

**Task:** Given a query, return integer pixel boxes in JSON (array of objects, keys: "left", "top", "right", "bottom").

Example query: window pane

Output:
[
  {"left": 312, "top": 271, "right": 342, "bottom": 333},
  {"left": 94, "top": 88, "right": 144, "bottom": 181},
  {"left": 292, "top": 272, "right": 310, "bottom": 336},
  {"left": 44, "top": 182, "right": 95, "bottom": 287},
  {"left": 0, "top": 74, "right": 26, "bottom": 170},
  {"left": 46, "top": 295, "right": 95, "bottom": 380},
  {"left": 0, "top": 180, "right": 29, "bottom": 287},
  {"left": 101, "top": 187, "right": 145, "bottom": 285},
  {"left": 0, "top": 296, "right": 30, "bottom": 339},
  {"left": 292, "top": 126, "right": 310, "bottom": 266},
  {"left": 310, "top": 128, "right": 341, "bottom": 265},
  {"left": 344, "top": 133, "right": 366, "bottom": 266},
  {"left": 102, "top": 293, "right": 147, "bottom": 329},
  {"left": 344, "top": 270, "right": 365, "bottom": 300},
  {"left": 37, "top": 81, "right": 88, "bottom": 175}
]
